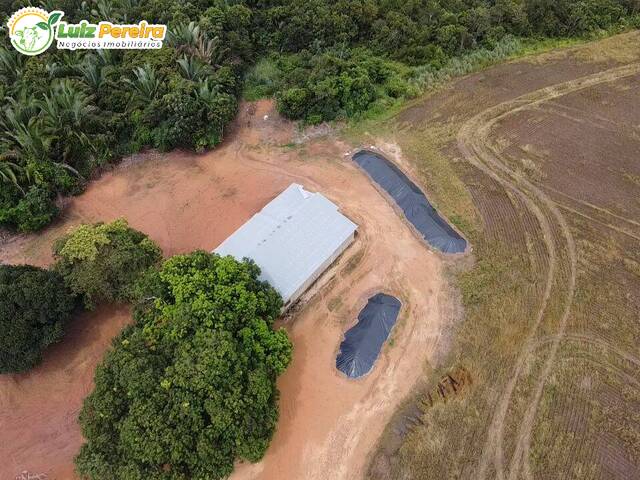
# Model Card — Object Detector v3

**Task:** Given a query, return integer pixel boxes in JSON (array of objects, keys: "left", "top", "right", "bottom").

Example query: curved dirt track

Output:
[
  {"left": 0, "top": 101, "right": 448, "bottom": 480},
  {"left": 458, "top": 62, "right": 640, "bottom": 480}
]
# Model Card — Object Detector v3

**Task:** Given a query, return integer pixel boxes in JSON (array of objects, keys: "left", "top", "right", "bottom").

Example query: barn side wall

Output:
[{"left": 284, "top": 231, "right": 356, "bottom": 307}]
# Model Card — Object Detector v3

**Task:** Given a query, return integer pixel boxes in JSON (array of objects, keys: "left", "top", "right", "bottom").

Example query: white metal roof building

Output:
[{"left": 214, "top": 184, "right": 358, "bottom": 306}]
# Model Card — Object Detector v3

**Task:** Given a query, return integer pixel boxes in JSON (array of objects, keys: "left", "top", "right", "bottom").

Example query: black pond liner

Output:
[
  {"left": 353, "top": 150, "right": 467, "bottom": 254},
  {"left": 336, "top": 293, "right": 402, "bottom": 379}
]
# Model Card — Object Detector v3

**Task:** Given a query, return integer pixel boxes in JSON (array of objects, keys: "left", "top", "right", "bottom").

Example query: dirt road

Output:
[{"left": 0, "top": 100, "right": 448, "bottom": 479}]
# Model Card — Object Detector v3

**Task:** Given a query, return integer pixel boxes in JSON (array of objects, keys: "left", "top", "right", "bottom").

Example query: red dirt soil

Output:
[
  {"left": 0, "top": 306, "right": 131, "bottom": 479},
  {"left": 0, "top": 100, "right": 447, "bottom": 480}
]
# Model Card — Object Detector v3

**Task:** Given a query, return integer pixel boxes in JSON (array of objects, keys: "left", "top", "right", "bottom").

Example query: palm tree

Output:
[
  {"left": 0, "top": 156, "right": 24, "bottom": 194},
  {"left": 46, "top": 51, "right": 85, "bottom": 79},
  {"left": 168, "top": 22, "right": 228, "bottom": 67},
  {"left": 0, "top": 94, "right": 46, "bottom": 167},
  {"left": 78, "top": 57, "right": 112, "bottom": 91},
  {"left": 38, "top": 80, "right": 98, "bottom": 174},
  {"left": 4, "top": 120, "right": 52, "bottom": 165},
  {"left": 0, "top": 116, "right": 55, "bottom": 188},
  {"left": 123, "top": 64, "right": 161, "bottom": 104},
  {"left": 118, "top": 0, "right": 140, "bottom": 22},
  {"left": 167, "top": 22, "right": 201, "bottom": 51},
  {"left": 89, "top": 0, "right": 120, "bottom": 23},
  {"left": 195, "top": 79, "right": 221, "bottom": 106},
  {"left": 95, "top": 48, "right": 117, "bottom": 66},
  {"left": 0, "top": 94, "right": 40, "bottom": 136},
  {"left": 39, "top": 80, "right": 98, "bottom": 131},
  {"left": 193, "top": 34, "right": 228, "bottom": 67},
  {"left": 0, "top": 47, "right": 24, "bottom": 85},
  {"left": 177, "top": 55, "right": 210, "bottom": 81}
]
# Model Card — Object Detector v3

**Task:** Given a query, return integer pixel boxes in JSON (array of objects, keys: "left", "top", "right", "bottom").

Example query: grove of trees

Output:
[
  {"left": 1, "top": 0, "right": 638, "bottom": 232},
  {"left": 54, "top": 218, "right": 162, "bottom": 308},
  {"left": 76, "top": 251, "right": 292, "bottom": 479},
  {"left": 0, "top": 218, "right": 160, "bottom": 372},
  {"left": 1, "top": 221, "right": 293, "bottom": 478}
]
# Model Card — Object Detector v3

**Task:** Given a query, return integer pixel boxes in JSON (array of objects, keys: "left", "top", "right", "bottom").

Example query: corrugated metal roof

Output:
[{"left": 214, "top": 184, "right": 358, "bottom": 304}]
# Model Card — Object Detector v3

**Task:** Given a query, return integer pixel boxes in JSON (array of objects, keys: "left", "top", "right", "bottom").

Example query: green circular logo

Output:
[{"left": 7, "top": 8, "right": 63, "bottom": 56}]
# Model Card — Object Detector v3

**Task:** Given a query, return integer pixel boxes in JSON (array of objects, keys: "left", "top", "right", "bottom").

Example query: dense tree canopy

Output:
[
  {"left": 0, "top": 1, "right": 247, "bottom": 231},
  {"left": 76, "top": 251, "right": 292, "bottom": 479},
  {"left": 1, "top": 0, "right": 638, "bottom": 230},
  {"left": 0, "top": 264, "right": 76, "bottom": 373},
  {"left": 54, "top": 218, "right": 162, "bottom": 308},
  {"left": 247, "top": 0, "right": 639, "bottom": 122}
]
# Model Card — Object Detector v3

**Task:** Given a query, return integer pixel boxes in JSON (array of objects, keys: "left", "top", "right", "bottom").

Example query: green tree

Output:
[
  {"left": 53, "top": 218, "right": 162, "bottom": 308},
  {"left": 1, "top": 185, "right": 59, "bottom": 232},
  {"left": 39, "top": 79, "right": 102, "bottom": 176},
  {"left": 76, "top": 251, "right": 292, "bottom": 479},
  {"left": 124, "top": 64, "right": 162, "bottom": 105},
  {"left": 0, "top": 264, "right": 76, "bottom": 374}
]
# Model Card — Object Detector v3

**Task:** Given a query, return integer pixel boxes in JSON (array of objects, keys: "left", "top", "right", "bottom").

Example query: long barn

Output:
[{"left": 214, "top": 183, "right": 357, "bottom": 307}]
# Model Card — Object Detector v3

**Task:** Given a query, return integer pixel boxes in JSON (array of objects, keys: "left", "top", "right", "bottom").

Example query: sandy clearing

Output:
[
  {"left": 0, "top": 100, "right": 447, "bottom": 480},
  {"left": 0, "top": 306, "right": 131, "bottom": 479}
]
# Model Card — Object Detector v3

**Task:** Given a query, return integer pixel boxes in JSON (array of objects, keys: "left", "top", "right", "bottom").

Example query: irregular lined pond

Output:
[
  {"left": 336, "top": 293, "right": 402, "bottom": 379},
  {"left": 353, "top": 150, "right": 467, "bottom": 254}
]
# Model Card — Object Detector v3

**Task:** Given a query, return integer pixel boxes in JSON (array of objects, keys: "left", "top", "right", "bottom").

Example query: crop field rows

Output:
[{"left": 368, "top": 33, "right": 640, "bottom": 480}]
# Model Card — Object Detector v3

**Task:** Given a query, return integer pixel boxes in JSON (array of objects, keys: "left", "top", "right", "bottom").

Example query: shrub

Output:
[
  {"left": 53, "top": 218, "right": 162, "bottom": 308},
  {"left": 6, "top": 186, "right": 59, "bottom": 233},
  {"left": 0, "top": 264, "right": 76, "bottom": 373},
  {"left": 276, "top": 86, "right": 310, "bottom": 119},
  {"left": 76, "top": 251, "right": 292, "bottom": 479}
]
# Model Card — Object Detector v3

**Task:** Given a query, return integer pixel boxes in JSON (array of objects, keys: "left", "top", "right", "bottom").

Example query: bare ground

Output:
[{"left": 0, "top": 100, "right": 449, "bottom": 479}]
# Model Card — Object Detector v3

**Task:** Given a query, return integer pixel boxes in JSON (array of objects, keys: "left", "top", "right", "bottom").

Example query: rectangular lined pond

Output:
[
  {"left": 353, "top": 150, "right": 467, "bottom": 254},
  {"left": 336, "top": 293, "right": 401, "bottom": 379}
]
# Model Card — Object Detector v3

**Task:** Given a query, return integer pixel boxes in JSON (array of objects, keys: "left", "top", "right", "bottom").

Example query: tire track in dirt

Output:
[
  {"left": 553, "top": 202, "right": 640, "bottom": 242},
  {"left": 539, "top": 184, "right": 640, "bottom": 230},
  {"left": 534, "top": 333, "right": 640, "bottom": 371},
  {"left": 457, "top": 62, "right": 640, "bottom": 480}
]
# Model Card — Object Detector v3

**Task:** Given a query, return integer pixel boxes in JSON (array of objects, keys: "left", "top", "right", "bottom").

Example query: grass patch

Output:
[
  {"left": 327, "top": 296, "right": 343, "bottom": 312},
  {"left": 243, "top": 57, "right": 283, "bottom": 101}
]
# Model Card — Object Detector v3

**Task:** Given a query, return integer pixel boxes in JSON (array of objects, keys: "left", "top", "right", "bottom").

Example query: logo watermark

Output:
[
  {"left": 7, "top": 8, "right": 61, "bottom": 55},
  {"left": 7, "top": 7, "right": 166, "bottom": 55}
]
